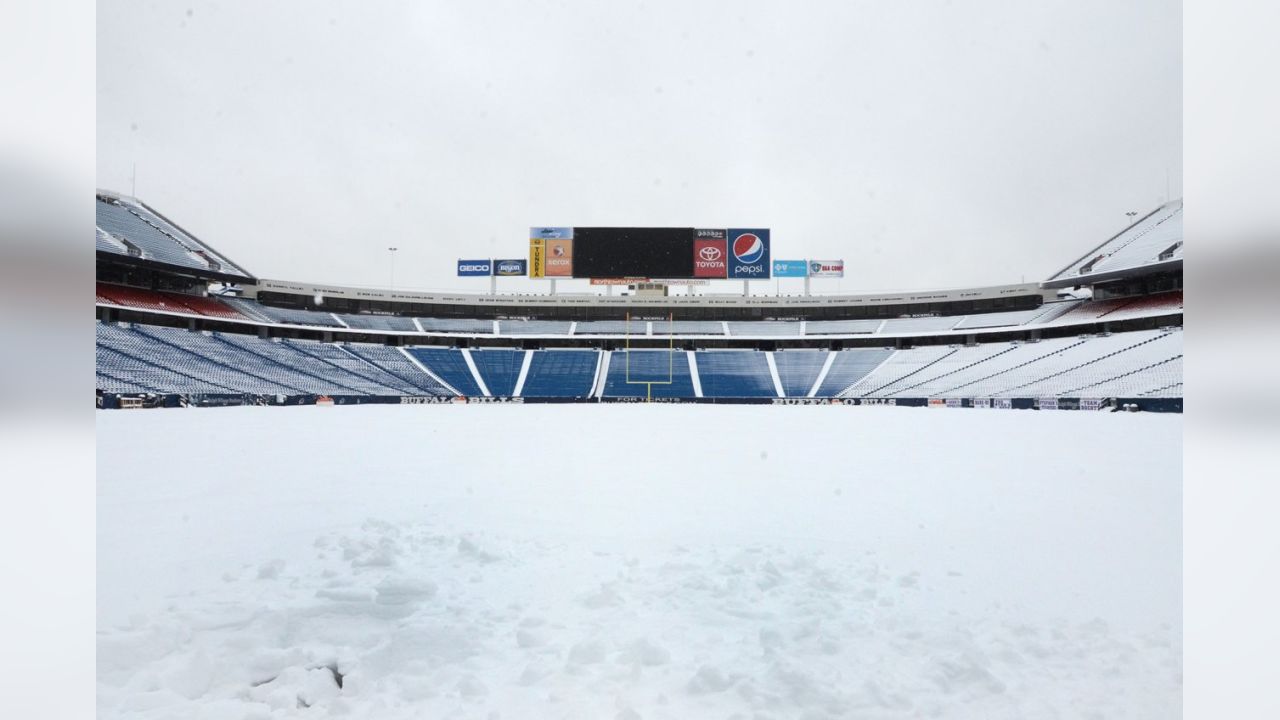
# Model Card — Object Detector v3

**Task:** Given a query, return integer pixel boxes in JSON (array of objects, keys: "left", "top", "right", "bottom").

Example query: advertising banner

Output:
[
  {"left": 545, "top": 238, "right": 574, "bottom": 277},
  {"left": 727, "top": 228, "right": 771, "bottom": 279},
  {"left": 529, "top": 239, "right": 545, "bottom": 278},
  {"left": 589, "top": 278, "right": 646, "bottom": 285},
  {"left": 530, "top": 227, "right": 573, "bottom": 239},
  {"left": 972, "top": 398, "right": 992, "bottom": 408},
  {"left": 771, "top": 259, "right": 808, "bottom": 277},
  {"left": 457, "top": 259, "right": 492, "bottom": 277},
  {"left": 808, "top": 260, "right": 845, "bottom": 278},
  {"left": 693, "top": 234, "right": 728, "bottom": 278},
  {"left": 994, "top": 398, "right": 1014, "bottom": 409},
  {"left": 494, "top": 258, "right": 527, "bottom": 276}
]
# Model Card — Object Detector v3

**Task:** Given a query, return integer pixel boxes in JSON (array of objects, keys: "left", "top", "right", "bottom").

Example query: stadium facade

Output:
[{"left": 95, "top": 192, "right": 1183, "bottom": 411}]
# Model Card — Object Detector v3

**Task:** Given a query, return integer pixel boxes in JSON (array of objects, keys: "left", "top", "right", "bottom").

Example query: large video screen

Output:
[{"left": 571, "top": 227, "right": 695, "bottom": 279}]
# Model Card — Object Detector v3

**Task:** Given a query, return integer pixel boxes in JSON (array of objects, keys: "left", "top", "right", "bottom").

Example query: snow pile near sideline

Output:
[{"left": 97, "top": 404, "right": 1181, "bottom": 719}]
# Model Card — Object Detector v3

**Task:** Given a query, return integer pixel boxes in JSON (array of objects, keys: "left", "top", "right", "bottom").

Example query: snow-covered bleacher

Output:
[
  {"left": 101, "top": 289, "right": 1178, "bottom": 340},
  {"left": 1048, "top": 199, "right": 1183, "bottom": 284},
  {"left": 336, "top": 314, "right": 418, "bottom": 332},
  {"left": 97, "top": 323, "right": 1183, "bottom": 402},
  {"left": 96, "top": 194, "right": 252, "bottom": 278}
]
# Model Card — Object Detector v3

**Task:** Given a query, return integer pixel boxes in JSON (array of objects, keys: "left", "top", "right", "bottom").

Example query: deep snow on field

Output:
[{"left": 97, "top": 405, "right": 1181, "bottom": 719}]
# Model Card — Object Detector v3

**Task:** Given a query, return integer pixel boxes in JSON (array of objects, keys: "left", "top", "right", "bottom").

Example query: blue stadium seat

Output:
[
  {"left": 772, "top": 350, "right": 828, "bottom": 397},
  {"left": 406, "top": 347, "right": 483, "bottom": 397},
  {"left": 470, "top": 349, "right": 524, "bottom": 397},
  {"left": 697, "top": 351, "right": 776, "bottom": 398},
  {"left": 815, "top": 348, "right": 895, "bottom": 396},
  {"left": 521, "top": 351, "right": 599, "bottom": 398},
  {"left": 602, "top": 350, "right": 694, "bottom": 398}
]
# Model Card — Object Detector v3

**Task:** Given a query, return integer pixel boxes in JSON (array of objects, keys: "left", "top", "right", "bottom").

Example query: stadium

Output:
[
  {"left": 95, "top": 192, "right": 1183, "bottom": 411},
  {"left": 92, "top": 3, "right": 1183, "bottom": 718},
  {"left": 96, "top": 193, "right": 1183, "bottom": 718}
]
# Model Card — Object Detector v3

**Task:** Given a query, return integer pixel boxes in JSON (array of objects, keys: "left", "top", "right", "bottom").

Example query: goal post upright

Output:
[{"left": 624, "top": 310, "right": 676, "bottom": 402}]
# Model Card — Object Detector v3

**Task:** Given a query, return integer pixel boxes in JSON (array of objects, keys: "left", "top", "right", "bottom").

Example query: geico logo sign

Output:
[
  {"left": 698, "top": 246, "right": 722, "bottom": 262},
  {"left": 459, "top": 264, "right": 490, "bottom": 272}
]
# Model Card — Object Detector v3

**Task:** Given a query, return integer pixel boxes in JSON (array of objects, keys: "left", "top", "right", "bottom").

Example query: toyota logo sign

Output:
[{"left": 699, "top": 246, "right": 722, "bottom": 262}]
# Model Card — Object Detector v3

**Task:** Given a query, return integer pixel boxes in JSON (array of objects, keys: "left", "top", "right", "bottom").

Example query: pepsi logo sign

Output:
[{"left": 733, "top": 233, "right": 765, "bottom": 263}]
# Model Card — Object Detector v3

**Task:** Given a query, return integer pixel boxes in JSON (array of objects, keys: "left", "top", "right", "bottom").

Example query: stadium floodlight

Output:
[
  {"left": 388, "top": 247, "right": 399, "bottom": 289},
  {"left": 1125, "top": 211, "right": 1138, "bottom": 224}
]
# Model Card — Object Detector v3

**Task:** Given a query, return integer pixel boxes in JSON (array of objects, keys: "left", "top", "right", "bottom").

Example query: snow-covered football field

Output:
[{"left": 97, "top": 404, "right": 1181, "bottom": 719}]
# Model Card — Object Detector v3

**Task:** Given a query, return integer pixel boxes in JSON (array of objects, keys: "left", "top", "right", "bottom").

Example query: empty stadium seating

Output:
[
  {"left": 772, "top": 350, "right": 829, "bottom": 397},
  {"left": 804, "top": 319, "right": 881, "bottom": 335},
  {"left": 814, "top": 348, "right": 895, "bottom": 397},
  {"left": 96, "top": 322, "right": 1183, "bottom": 403},
  {"left": 405, "top": 348, "right": 483, "bottom": 397},
  {"left": 97, "top": 284, "right": 246, "bottom": 320},
  {"left": 697, "top": 351, "right": 777, "bottom": 398},
  {"left": 220, "top": 298, "right": 344, "bottom": 327},
  {"left": 470, "top": 349, "right": 525, "bottom": 397},
  {"left": 521, "top": 351, "right": 599, "bottom": 398},
  {"left": 96, "top": 195, "right": 251, "bottom": 277},
  {"left": 726, "top": 321, "right": 801, "bottom": 337},
  {"left": 1049, "top": 199, "right": 1183, "bottom": 282},
  {"left": 498, "top": 320, "right": 573, "bottom": 335},
  {"left": 336, "top": 314, "right": 418, "bottom": 332},
  {"left": 601, "top": 350, "right": 696, "bottom": 398}
]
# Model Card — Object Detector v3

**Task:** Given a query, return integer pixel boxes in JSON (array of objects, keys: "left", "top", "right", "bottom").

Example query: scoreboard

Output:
[
  {"left": 529, "top": 227, "right": 771, "bottom": 280},
  {"left": 572, "top": 228, "right": 695, "bottom": 278}
]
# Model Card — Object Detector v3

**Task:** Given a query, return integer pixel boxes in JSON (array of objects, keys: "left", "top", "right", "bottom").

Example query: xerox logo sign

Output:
[
  {"left": 693, "top": 237, "right": 728, "bottom": 278},
  {"left": 727, "top": 229, "right": 770, "bottom": 278}
]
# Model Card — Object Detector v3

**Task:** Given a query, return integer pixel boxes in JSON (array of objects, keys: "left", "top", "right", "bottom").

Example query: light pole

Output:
[
  {"left": 1124, "top": 211, "right": 1138, "bottom": 226},
  {"left": 388, "top": 247, "right": 398, "bottom": 289}
]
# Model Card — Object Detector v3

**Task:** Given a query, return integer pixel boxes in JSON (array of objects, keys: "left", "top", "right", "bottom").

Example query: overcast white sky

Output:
[{"left": 97, "top": 0, "right": 1180, "bottom": 294}]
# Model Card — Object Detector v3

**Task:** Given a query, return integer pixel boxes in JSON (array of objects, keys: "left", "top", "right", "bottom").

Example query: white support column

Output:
[
  {"left": 460, "top": 349, "right": 491, "bottom": 397},
  {"left": 687, "top": 350, "right": 703, "bottom": 398},
  {"left": 765, "top": 351, "right": 785, "bottom": 398},
  {"left": 512, "top": 349, "right": 534, "bottom": 397},
  {"left": 807, "top": 350, "right": 837, "bottom": 398},
  {"left": 592, "top": 350, "right": 611, "bottom": 399},
  {"left": 489, "top": 274, "right": 496, "bottom": 295}
]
